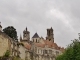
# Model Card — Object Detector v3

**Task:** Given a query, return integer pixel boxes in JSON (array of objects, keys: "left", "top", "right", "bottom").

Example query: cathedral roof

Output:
[
  {"left": 35, "top": 43, "right": 45, "bottom": 48},
  {"left": 24, "top": 44, "right": 31, "bottom": 50},
  {"left": 23, "top": 42, "right": 31, "bottom": 50},
  {"left": 32, "top": 33, "right": 39, "bottom": 38},
  {"left": 34, "top": 39, "right": 65, "bottom": 52}
]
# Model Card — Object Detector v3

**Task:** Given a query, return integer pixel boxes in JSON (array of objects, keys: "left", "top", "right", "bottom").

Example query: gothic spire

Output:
[{"left": 20, "top": 34, "right": 22, "bottom": 41}]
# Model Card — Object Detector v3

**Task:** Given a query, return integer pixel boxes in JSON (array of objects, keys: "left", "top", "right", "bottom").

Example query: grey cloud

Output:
[{"left": 0, "top": 0, "right": 80, "bottom": 47}]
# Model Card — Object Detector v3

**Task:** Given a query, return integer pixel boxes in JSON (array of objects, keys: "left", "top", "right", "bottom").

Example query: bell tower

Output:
[
  {"left": 23, "top": 27, "right": 30, "bottom": 42},
  {"left": 46, "top": 27, "right": 54, "bottom": 42}
]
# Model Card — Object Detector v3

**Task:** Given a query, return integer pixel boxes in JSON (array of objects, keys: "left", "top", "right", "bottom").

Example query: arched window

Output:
[
  {"left": 49, "top": 39, "right": 51, "bottom": 41},
  {"left": 49, "top": 30, "right": 50, "bottom": 36}
]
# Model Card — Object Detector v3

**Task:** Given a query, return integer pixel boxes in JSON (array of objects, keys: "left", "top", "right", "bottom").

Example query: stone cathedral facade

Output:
[{"left": 19, "top": 27, "right": 64, "bottom": 60}]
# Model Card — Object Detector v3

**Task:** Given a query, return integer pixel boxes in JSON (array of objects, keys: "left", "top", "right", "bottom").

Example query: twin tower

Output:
[{"left": 20, "top": 27, "right": 54, "bottom": 43}]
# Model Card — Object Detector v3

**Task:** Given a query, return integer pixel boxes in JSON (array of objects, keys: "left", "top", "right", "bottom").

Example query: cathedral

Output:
[{"left": 19, "top": 27, "right": 64, "bottom": 60}]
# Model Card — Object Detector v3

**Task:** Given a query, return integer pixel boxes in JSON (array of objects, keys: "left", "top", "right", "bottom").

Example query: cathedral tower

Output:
[
  {"left": 22, "top": 27, "right": 30, "bottom": 43},
  {"left": 46, "top": 27, "right": 54, "bottom": 42}
]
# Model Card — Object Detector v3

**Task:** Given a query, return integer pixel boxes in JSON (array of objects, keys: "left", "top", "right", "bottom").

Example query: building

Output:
[
  {"left": 0, "top": 22, "right": 64, "bottom": 60},
  {"left": 20, "top": 27, "right": 65, "bottom": 60},
  {"left": 18, "top": 44, "right": 27, "bottom": 60}
]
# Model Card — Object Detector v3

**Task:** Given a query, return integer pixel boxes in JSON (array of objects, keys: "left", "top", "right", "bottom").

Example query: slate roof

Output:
[{"left": 32, "top": 33, "right": 39, "bottom": 38}]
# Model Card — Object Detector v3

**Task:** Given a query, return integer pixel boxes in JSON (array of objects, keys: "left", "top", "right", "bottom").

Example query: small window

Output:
[
  {"left": 41, "top": 50, "right": 42, "bottom": 53},
  {"left": 49, "top": 39, "right": 51, "bottom": 41},
  {"left": 49, "top": 30, "right": 50, "bottom": 36},
  {"left": 44, "top": 50, "right": 47, "bottom": 54},
  {"left": 36, "top": 39, "right": 37, "bottom": 42},
  {"left": 56, "top": 51, "right": 59, "bottom": 55},
  {"left": 49, "top": 50, "right": 52, "bottom": 54}
]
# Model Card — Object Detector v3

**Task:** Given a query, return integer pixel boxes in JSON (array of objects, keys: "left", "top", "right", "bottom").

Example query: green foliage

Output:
[
  {"left": 56, "top": 39, "right": 80, "bottom": 60},
  {"left": 4, "top": 50, "right": 10, "bottom": 57},
  {"left": 3, "top": 26, "right": 17, "bottom": 40}
]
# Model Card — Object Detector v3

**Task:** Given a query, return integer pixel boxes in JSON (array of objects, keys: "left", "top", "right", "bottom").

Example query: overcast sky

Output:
[{"left": 0, "top": 0, "right": 80, "bottom": 48}]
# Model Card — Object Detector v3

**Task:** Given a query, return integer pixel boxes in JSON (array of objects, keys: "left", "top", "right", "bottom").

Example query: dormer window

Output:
[
  {"left": 36, "top": 39, "right": 37, "bottom": 42},
  {"left": 49, "top": 50, "right": 52, "bottom": 54},
  {"left": 49, "top": 39, "right": 51, "bottom": 41}
]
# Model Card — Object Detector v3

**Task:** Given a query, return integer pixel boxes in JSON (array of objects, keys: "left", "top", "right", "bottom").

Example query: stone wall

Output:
[
  {"left": 0, "top": 35, "right": 9, "bottom": 56},
  {"left": 0, "top": 31, "right": 19, "bottom": 57},
  {"left": 18, "top": 45, "right": 27, "bottom": 60}
]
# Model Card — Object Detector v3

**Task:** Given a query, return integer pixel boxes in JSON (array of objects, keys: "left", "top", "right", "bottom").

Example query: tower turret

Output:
[
  {"left": 46, "top": 27, "right": 54, "bottom": 42},
  {"left": 20, "top": 34, "right": 22, "bottom": 41},
  {"left": 23, "top": 27, "right": 30, "bottom": 42}
]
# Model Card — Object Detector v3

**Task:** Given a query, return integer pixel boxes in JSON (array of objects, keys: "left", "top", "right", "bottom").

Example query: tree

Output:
[
  {"left": 56, "top": 39, "right": 80, "bottom": 60},
  {"left": 3, "top": 26, "right": 17, "bottom": 40}
]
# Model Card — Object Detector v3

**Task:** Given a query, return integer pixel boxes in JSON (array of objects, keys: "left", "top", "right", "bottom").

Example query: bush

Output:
[
  {"left": 4, "top": 50, "right": 10, "bottom": 57},
  {"left": 56, "top": 39, "right": 80, "bottom": 60}
]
